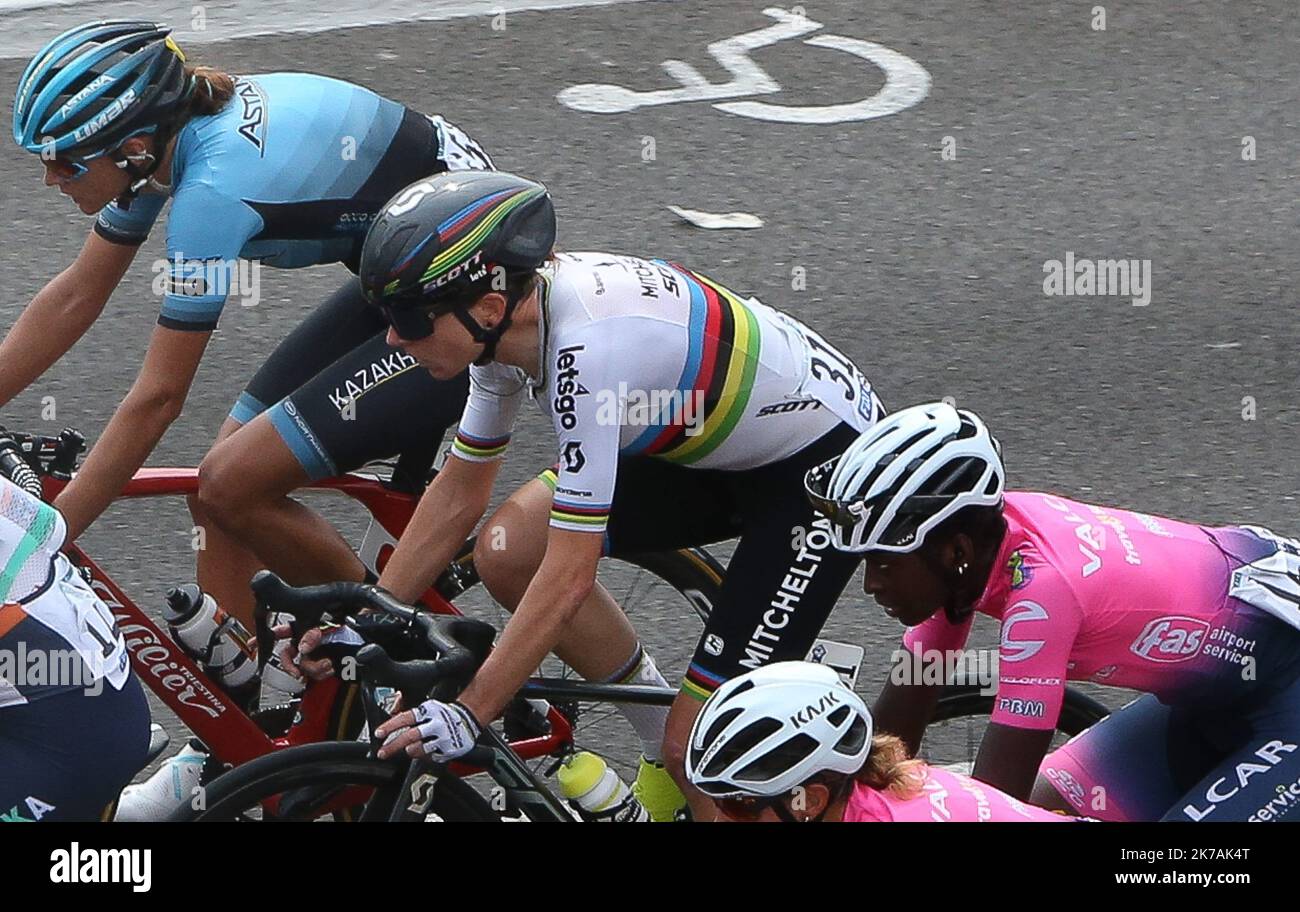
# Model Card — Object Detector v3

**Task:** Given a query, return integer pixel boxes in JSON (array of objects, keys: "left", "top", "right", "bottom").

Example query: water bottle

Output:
[
  {"left": 557, "top": 752, "right": 650, "bottom": 822},
  {"left": 163, "top": 584, "right": 259, "bottom": 709}
]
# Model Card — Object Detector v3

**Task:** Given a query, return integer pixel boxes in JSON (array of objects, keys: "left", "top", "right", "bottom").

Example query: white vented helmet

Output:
[
  {"left": 685, "top": 661, "right": 872, "bottom": 799},
  {"left": 804, "top": 401, "right": 1004, "bottom": 553}
]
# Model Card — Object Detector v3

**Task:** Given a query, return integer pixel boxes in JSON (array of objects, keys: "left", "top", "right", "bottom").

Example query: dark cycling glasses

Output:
[
  {"left": 714, "top": 793, "right": 805, "bottom": 822},
  {"left": 44, "top": 143, "right": 122, "bottom": 180},
  {"left": 714, "top": 795, "right": 779, "bottom": 821},
  {"left": 803, "top": 459, "right": 865, "bottom": 532},
  {"left": 370, "top": 299, "right": 445, "bottom": 341},
  {"left": 46, "top": 153, "right": 96, "bottom": 180}
]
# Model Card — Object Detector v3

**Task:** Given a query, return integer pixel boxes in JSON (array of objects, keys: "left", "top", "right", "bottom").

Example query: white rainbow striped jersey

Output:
[{"left": 452, "top": 252, "right": 881, "bottom": 533}]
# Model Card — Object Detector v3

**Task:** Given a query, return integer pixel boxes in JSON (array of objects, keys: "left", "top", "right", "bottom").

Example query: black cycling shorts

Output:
[
  {"left": 571, "top": 422, "right": 864, "bottom": 700},
  {"left": 232, "top": 278, "right": 468, "bottom": 481}
]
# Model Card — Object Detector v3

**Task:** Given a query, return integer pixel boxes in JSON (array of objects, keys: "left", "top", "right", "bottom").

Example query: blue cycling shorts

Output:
[{"left": 0, "top": 672, "right": 150, "bottom": 822}]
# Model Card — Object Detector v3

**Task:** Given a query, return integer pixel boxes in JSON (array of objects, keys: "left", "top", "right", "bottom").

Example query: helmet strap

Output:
[
  {"left": 771, "top": 799, "right": 802, "bottom": 823},
  {"left": 918, "top": 545, "right": 975, "bottom": 624},
  {"left": 773, "top": 775, "right": 851, "bottom": 822},
  {"left": 113, "top": 123, "right": 178, "bottom": 202},
  {"left": 449, "top": 284, "right": 525, "bottom": 366}
]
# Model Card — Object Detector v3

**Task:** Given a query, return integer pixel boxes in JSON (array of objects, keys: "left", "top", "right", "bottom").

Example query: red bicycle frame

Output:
[{"left": 40, "top": 467, "right": 572, "bottom": 771}]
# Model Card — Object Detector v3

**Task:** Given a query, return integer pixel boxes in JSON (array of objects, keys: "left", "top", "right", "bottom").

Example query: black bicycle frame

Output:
[{"left": 382, "top": 679, "right": 680, "bottom": 821}]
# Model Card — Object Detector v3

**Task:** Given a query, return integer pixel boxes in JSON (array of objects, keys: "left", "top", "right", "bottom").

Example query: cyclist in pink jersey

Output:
[
  {"left": 685, "top": 661, "right": 1070, "bottom": 822},
  {"left": 804, "top": 402, "right": 1300, "bottom": 822}
]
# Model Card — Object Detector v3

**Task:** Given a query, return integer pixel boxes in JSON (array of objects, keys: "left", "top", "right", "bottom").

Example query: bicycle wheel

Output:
[
  {"left": 446, "top": 544, "right": 725, "bottom": 784},
  {"left": 171, "top": 741, "right": 498, "bottom": 822},
  {"left": 923, "top": 684, "right": 1110, "bottom": 774}
]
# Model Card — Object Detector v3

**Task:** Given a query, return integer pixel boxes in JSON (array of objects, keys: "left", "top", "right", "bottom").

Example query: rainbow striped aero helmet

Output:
[{"left": 359, "top": 170, "right": 555, "bottom": 348}]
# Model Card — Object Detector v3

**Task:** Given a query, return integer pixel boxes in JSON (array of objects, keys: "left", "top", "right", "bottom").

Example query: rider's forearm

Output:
[
  {"left": 871, "top": 673, "right": 941, "bottom": 756},
  {"left": 53, "top": 390, "right": 181, "bottom": 539},
  {"left": 378, "top": 471, "right": 488, "bottom": 602},
  {"left": 460, "top": 568, "right": 596, "bottom": 723},
  {"left": 971, "top": 723, "right": 1055, "bottom": 802},
  {"left": 0, "top": 274, "right": 106, "bottom": 407}
]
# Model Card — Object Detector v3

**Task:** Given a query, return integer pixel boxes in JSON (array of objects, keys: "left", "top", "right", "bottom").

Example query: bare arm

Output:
[
  {"left": 0, "top": 231, "right": 139, "bottom": 407},
  {"left": 378, "top": 454, "right": 499, "bottom": 602},
  {"left": 53, "top": 324, "right": 210, "bottom": 539},
  {"left": 459, "top": 528, "right": 602, "bottom": 722},
  {"left": 871, "top": 667, "right": 945, "bottom": 757},
  {"left": 972, "top": 723, "right": 1056, "bottom": 801}
]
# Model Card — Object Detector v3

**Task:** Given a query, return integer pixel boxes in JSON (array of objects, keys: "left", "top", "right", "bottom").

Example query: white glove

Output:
[{"left": 401, "top": 699, "right": 482, "bottom": 761}]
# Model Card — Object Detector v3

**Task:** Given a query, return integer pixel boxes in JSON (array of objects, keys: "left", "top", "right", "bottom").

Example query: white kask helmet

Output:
[
  {"left": 803, "top": 401, "right": 1004, "bottom": 553},
  {"left": 685, "top": 661, "right": 872, "bottom": 799}
]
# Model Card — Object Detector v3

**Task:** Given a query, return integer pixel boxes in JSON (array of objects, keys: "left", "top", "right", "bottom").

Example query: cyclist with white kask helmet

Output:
[
  {"left": 805, "top": 402, "right": 1300, "bottom": 822},
  {"left": 685, "top": 661, "right": 1067, "bottom": 822}
]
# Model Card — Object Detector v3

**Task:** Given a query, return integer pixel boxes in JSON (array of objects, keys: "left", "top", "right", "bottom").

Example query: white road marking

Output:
[
  {"left": 0, "top": 0, "right": 675, "bottom": 59},
  {"left": 559, "top": 8, "right": 821, "bottom": 114},
  {"left": 715, "top": 34, "right": 931, "bottom": 125},
  {"left": 558, "top": 6, "right": 930, "bottom": 125}
]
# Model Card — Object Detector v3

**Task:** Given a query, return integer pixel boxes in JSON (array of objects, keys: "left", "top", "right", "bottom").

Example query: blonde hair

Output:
[{"left": 854, "top": 734, "right": 929, "bottom": 800}]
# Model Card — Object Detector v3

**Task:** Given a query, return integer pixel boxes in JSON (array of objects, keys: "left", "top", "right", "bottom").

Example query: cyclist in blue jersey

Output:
[
  {"left": 1, "top": 21, "right": 494, "bottom": 629},
  {"left": 0, "top": 471, "right": 150, "bottom": 822}
]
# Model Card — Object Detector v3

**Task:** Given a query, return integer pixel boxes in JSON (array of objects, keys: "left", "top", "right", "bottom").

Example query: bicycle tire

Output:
[{"left": 171, "top": 741, "right": 498, "bottom": 822}]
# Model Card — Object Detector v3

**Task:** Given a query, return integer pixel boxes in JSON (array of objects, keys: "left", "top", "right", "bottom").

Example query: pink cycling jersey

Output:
[
  {"left": 902, "top": 492, "right": 1284, "bottom": 730},
  {"left": 842, "top": 765, "right": 1070, "bottom": 822}
]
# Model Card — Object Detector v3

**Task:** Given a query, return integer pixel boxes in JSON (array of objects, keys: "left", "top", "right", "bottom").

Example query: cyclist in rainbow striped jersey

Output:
[
  {"left": 805, "top": 401, "right": 1300, "bottom": 821},
  {"left": 351, "top": 170, "right": 883, "bottom": 820}
]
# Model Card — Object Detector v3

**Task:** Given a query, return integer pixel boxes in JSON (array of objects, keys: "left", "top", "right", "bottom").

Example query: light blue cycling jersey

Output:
[{"left": 94, "top": 72, "right": 491, "bottom": 330}]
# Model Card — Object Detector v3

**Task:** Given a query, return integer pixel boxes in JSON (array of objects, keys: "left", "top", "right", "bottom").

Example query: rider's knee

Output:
[
  {"left": 1029, "top": 775, "right": 1076, "bottom": 815},
  {"left": 473, "top": 501, "right": 547, "bottom": 595},
  {"left": 195, "top": 450, "right": 249, "bottom": 528},
  {"left": 472, "top": 511, "right": 529, "bottom": 591}
]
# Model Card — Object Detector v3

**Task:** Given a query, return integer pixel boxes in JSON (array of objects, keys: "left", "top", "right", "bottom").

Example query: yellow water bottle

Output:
[{"left": 557, "top": 752, "right": 651, "bottom": 822}]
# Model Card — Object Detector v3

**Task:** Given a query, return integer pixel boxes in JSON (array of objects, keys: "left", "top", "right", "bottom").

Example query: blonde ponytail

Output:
[{"left": 855, "top": 734, "right": 929, "bottom": 800}]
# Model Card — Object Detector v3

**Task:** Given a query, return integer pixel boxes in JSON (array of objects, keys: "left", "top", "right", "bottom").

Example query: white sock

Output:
[{"left": 603, "top": 645, "right": 670, "bottom": 764}]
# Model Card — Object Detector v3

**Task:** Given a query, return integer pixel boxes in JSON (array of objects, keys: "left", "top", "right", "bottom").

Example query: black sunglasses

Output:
[
  {"left": 804, "top": 460, "right": 866, "bottom": 531},
  {"left": 370, "top": 297, "right": 448, "bottom": 341},
  {"left": 714, "top": 793, "right": 806, "bottom": 822}
]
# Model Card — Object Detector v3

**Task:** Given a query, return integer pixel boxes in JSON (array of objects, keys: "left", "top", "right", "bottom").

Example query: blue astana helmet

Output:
[{"left": 13, "top": 20, "right": 190, "bottom": 159}]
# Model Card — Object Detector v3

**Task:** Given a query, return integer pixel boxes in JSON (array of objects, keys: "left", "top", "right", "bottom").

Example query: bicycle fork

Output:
[{"left": 392, "top": 728, "right": 574, "bottom": 822}]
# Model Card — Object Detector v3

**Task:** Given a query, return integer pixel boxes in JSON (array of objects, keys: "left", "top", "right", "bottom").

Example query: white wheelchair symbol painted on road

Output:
[{"left": 557, "top": 6, "right": 931, "bottom": 124}]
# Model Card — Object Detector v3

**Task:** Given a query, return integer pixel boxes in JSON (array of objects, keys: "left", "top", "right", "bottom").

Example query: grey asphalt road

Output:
[{"left": 1, "top": 0, "right": 1297, "bottom": 794}]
